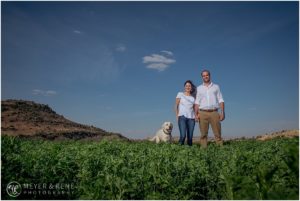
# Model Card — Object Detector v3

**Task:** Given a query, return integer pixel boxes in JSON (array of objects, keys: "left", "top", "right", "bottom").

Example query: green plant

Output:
[{"left": 1, "top": 136, "right": 299, "bottom": 200}]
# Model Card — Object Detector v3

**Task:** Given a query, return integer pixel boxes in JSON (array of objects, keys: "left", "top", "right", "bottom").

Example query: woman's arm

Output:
[{"left": 175, "top": 98, "right": 180, "bottom": 121}]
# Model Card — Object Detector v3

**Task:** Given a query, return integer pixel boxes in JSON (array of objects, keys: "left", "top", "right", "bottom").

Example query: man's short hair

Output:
[{"left": 201, "top": 69, "right": 210, "bottom": 76}]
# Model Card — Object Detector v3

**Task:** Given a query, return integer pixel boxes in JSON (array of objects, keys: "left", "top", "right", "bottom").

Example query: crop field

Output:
[{"left": 1, "top": 136, "right": 299, "bottom": 200}]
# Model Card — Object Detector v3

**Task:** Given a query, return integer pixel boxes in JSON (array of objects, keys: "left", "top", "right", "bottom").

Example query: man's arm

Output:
[
  {"left": 216, "top": 85, "right": 225, "bottom": 121},
  {"left": 194, "top": 104, "right": 199, "bottom": 122},
  {"left": 219, "top": 102, "right": 225, "bottom": 121},
  {"left": 194, "top": 87, "right": 200, "bottom": 122}
]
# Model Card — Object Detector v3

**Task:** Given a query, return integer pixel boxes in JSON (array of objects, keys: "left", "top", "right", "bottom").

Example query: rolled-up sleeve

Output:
[
  {"left": 176, "top": 92, "right": 182, "bottom": 99},
  {"left": 217, "top": 86, "right": 224, "bottom": 103}
]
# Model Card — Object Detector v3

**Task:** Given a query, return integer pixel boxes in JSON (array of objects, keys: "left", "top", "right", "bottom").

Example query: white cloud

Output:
[
  {"left": 99, "top": 93, "right": 107, "bottom": 97},
  {"left": 32, "top": 89, "right": 43, "bottom": 95},
  {"left": 142, "top": 51, "right": 176, "bottom": 72},
  {"left": 45, "top": 90, "right": 57, "bottom": 96},
  {"left": 116, "top": 45, "right": 126, "bottom": 52},
  {"left": 73, "top": 30, "right": 82, "bottom": 34},
  {"left": 143, "top": 54, "right": 175, "bottom": 64},
  {"left": 146, "top": 63, "right": 168, "bottom": 72},
  {"left": 32, "top": 89, "right": 57, "bottom": 96},
  {"left": 161, "top": 50, "right": 174, "bottom": 56}
]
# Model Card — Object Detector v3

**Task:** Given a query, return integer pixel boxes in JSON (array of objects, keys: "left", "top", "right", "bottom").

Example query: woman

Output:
[{"left": 175, "top": 80, "right": 196, "bottom": 146}]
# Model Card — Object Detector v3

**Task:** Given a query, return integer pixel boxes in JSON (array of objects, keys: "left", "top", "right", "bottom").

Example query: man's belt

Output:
[{"left": 199, "top": 109, "right": 218, "bottom": 112}]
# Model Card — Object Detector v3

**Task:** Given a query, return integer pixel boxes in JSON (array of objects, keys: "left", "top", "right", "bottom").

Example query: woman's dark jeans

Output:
[{"left": 178, "top": 115, "right": 195, "bottom": 146}]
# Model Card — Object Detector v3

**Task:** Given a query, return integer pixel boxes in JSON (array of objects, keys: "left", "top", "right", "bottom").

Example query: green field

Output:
[{"left": 1, "top": 136, "right": 299, "bottom": 200}]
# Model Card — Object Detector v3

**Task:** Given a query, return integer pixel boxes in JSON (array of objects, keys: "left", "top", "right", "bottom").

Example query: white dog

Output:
[{"left": 149, "top": 122, "right": 173, "bottom": 143}]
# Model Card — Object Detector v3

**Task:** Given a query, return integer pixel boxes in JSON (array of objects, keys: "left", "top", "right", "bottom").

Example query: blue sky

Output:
[{"left": 2, "top": 1, "right": 299, "bottom": 139}]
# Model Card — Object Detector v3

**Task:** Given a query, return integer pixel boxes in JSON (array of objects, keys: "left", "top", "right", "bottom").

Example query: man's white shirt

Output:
[{"left": 195, "top": 82, "right": 224, "bottom": 110}]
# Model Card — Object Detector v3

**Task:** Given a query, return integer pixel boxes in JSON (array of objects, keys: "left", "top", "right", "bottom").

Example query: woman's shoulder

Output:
[{"left": 176, "top": 92, "right": 184, "bottom": 98}]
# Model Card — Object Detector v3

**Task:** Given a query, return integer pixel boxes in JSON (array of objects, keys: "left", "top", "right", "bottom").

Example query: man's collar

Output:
[{"left": 202, "top": 82, "right": 213, "bottom": 87}]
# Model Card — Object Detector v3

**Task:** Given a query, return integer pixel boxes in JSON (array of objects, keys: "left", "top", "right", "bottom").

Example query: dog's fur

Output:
[{"left": 149, "top": 122, "right": 173, "bottom": 143}]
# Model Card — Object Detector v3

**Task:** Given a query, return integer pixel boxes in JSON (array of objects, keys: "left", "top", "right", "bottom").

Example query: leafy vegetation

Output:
[{"left": 1, "top": 136, "right": 298, "bottom": 199}]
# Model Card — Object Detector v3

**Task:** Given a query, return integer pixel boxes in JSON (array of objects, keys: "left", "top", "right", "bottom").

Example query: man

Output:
[{"left": 194, "top": 70, "right": 225, "bottom": 148}]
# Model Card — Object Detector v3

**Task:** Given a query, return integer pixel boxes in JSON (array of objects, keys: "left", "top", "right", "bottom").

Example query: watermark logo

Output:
[
  {"left": 6, "top": 181, "right": 22, "bottom": 197},
  {"left": 6, "top": 181, "right": 75, "bottom": 197}
]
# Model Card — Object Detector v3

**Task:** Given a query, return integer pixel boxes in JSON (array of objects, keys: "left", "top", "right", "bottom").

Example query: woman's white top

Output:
[{"left": 176, "top": 92, "right": 195, "bottom": 119}]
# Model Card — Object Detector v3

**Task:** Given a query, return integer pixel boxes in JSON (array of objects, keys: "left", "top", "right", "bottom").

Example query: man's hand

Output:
[
  {"left": 219, "top": 103, "right": 225, "bottom": 121},
  {"left": 194, "top": 104, "right": 199, "bottom": 122},
  {"left": 219, "top": 112, "right": 225, "bottom": 121},
  {"left": 195, "top": 113, "right": 200, "bottom": 122}
]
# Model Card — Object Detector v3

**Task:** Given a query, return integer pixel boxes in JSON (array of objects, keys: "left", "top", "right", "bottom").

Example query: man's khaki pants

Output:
[{"left": 198, "top": 110, "right": 223, "bottom": 148}]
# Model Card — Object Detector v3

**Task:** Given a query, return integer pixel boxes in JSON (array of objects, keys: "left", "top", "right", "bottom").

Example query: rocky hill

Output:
[
  {"left": 256, "top": 129, "right": 299, "bottom": 141},
  {"left": 1, "top": 99, "right": 129, "bottom": 141}
]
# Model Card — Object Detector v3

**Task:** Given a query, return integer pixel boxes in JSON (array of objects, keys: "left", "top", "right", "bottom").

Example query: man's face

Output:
[{"left": 201, "top": 71, "right": 210, "bottom": 83}]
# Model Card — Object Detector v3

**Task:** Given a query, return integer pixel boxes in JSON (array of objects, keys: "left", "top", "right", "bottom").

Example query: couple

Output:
[{"left": 175, "top": 70, "right": 225, "bottom": 148}]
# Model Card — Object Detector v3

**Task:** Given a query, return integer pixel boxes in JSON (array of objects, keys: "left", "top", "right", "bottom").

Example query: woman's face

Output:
[{"left": 185, "top": 83, "right": 192, "bottom": 93}]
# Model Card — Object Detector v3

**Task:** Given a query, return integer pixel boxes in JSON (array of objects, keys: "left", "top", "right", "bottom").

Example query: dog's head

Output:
[{"left": 162, "top": 122, "right": 173, "bottom": 135}]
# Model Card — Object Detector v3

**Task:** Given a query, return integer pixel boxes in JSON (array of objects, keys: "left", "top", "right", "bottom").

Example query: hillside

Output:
[
  {"left": 256, "top": 129, "right": 299, "bottom": 141},
  {"left": 1, "top": 99, "right": 128, "bottom": 141},
  {"left": 170, "top": 130, "right": 299, "bottom": 143}
]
